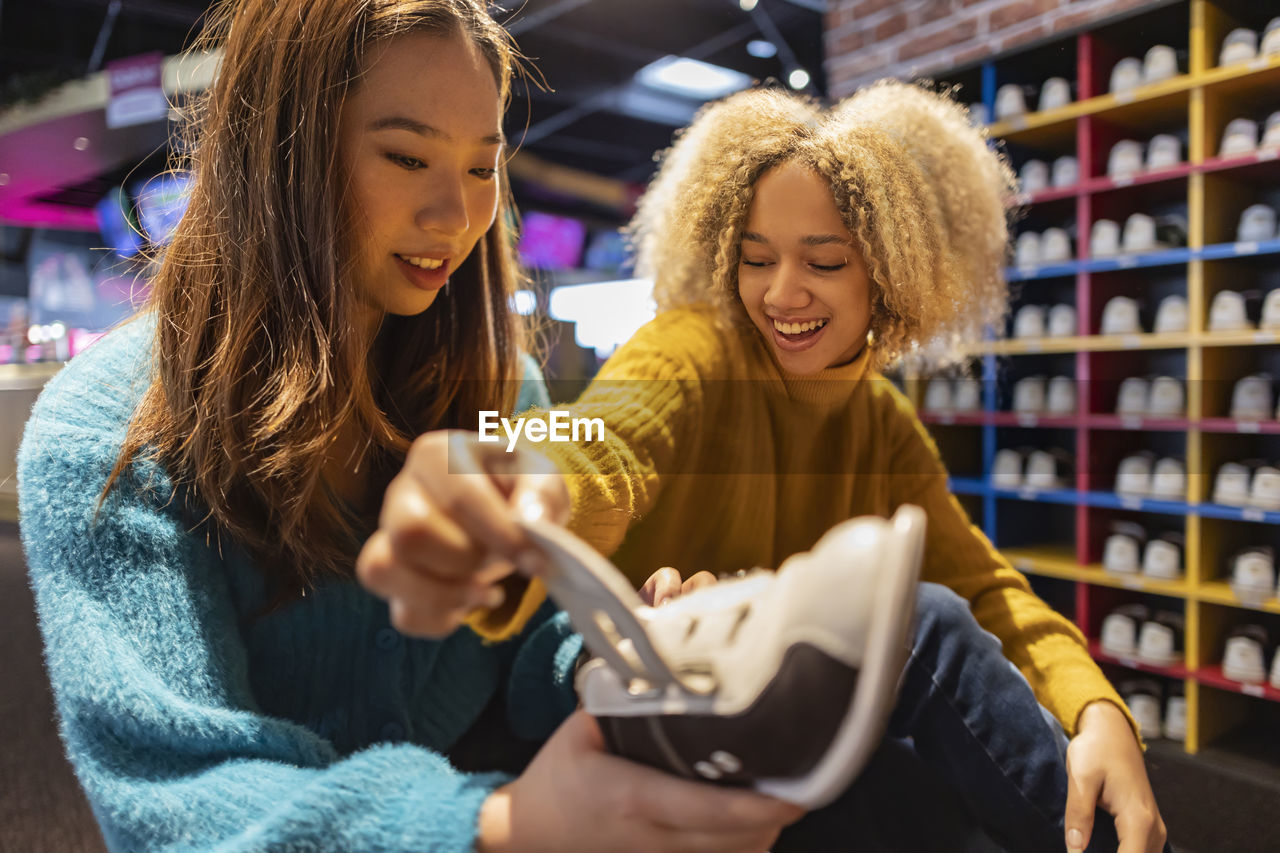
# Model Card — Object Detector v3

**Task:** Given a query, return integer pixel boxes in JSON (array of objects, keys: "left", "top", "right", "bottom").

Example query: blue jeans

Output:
[{"left": 777, "top": 583, "right": 1132, "bottom": 853}]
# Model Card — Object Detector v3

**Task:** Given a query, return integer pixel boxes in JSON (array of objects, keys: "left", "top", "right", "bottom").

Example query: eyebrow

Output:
[
  {"left": 742, "top": 231, "right": 851, "bottom": 247},
  {"left": 367, "top": 115, "right": 504, "bottom": 146}
]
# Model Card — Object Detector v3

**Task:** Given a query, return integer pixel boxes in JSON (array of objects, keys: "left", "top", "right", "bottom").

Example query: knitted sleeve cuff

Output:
[
  {"left": 1066, "top": 689, "right": 1145, "bottom": 750},
  {"left": 335, "top": 749, "right": 510, "bottom": 852},
  {"left": 465, "top": 575, "right": 550, "bottom": 643}
]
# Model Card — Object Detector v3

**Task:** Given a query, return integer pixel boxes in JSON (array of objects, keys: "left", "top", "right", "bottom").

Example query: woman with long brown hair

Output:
[{"left": 17, "top": 0, "right": 801, "bottom": 849}]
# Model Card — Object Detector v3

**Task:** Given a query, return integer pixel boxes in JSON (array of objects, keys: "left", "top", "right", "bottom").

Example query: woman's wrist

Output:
[
  {"left": 1076, "top": 698, "right": 1135, "bottom": 739},
  {"left": 476, "top": 787, "right": 514, "bottom": 853}
]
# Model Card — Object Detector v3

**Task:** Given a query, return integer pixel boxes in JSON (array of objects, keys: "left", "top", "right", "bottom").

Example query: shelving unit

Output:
[{"left": 914, "top": 0, "right": 1280, "bottom": 763}]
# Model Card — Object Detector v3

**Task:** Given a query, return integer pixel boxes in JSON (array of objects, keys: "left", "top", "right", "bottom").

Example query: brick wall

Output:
[{"left": 825, "top": 0, "right": 1167, "bottom": 97}]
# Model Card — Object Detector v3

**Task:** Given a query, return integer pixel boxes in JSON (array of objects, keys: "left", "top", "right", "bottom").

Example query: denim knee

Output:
[
  {"left": 912, "top": 582, "right": 1007, "bottom": 664},
  {"left": 916, "top": 583, "right": 981, "bottom": 639}
]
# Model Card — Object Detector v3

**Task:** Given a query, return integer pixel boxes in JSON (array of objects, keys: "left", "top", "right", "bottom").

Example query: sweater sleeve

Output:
[
  {"left": 878, "top": 389, "right": 1140, "bottom": 742},
  {"left": 467, "top": 310, "right": 720, "bottom": 641},
  {"left": 18, "top": 367, "right": 508, "bottom": 851},
  {"left": 540, "top": 310, "right": 719, "bottom": 553}
]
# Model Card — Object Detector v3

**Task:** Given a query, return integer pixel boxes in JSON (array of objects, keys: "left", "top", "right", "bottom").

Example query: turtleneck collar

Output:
[{"left": 750, "top": 331, "right": 875, "bottom": 408}]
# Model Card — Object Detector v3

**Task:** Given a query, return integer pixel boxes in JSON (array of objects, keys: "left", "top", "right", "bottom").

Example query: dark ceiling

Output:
[{"left": 1, "top": 0, "right": 826, "bottom": 221}]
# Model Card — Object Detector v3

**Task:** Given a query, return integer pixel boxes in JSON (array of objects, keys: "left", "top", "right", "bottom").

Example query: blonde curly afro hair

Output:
[{"left": 628, "top": 79, "right": 1016, "bottom": 371}]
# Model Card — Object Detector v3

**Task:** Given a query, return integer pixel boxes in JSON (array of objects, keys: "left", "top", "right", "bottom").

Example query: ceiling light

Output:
[
  {"left": 635, "top": 56, "right": 753, "bottom": 101},
  {"left": 549, "top": 279, "right": 656, "bottom": 358},
  {"left": 788, "top": 68, "right": 811, "bottom": 90},
  {"left": 740, "top": 0, "right": 758, "bottom": 10},
  {"left": 73, "top": 137, "right": 90, "bottom": 151},
  {"left": 0, "top": 173, "right": 9, "bottom": 186},
  {"left": 747, "top": 40, "right": 777, "bottom": 59}
]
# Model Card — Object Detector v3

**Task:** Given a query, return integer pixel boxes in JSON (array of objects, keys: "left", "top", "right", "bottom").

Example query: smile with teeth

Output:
[
  {"left": 773, "top": 318, "right": 828, "bottom": 335},
  {"left": 398, "top": 254, "right": 445, "bottom": 270}
]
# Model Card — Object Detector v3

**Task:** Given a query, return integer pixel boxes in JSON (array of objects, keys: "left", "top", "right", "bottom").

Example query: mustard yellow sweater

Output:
[{"left": 480, "top": 304, "right": 1131, "bottom": 738}]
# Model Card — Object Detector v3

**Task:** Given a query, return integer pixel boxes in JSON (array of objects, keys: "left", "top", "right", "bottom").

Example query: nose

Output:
[
  {"left": 415, "top": 173, "right": 469, "bottom": 238},
  {"left": 764, "top": 262, "right": 813, "bottom": 313}
]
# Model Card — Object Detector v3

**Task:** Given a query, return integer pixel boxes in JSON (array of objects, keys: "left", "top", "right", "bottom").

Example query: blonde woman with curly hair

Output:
[{"left": 362, "top": 82, "right": 1169, "bottom": 851}]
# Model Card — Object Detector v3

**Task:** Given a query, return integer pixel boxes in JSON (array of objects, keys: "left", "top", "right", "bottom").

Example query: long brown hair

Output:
[{"left": 106, "top": 0, "right": 528, "bottom": 595}]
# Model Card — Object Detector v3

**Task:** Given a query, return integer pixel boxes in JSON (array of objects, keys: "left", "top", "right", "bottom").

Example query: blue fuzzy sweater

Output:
[{"left": 18, "top": 318, "right": 583, "bottom": 852}]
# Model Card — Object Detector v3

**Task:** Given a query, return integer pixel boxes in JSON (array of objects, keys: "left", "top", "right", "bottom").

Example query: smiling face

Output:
[
  {"left": 737, "top": 160, "right": 873, "bottom": 375},
  {"left": 338, "top": 30, "right": 503, "bottom": 326}
]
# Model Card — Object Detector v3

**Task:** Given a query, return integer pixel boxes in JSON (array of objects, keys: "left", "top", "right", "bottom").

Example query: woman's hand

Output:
[
  {"left": 477, "top": 710, "right": 804, "bottom": 852},
  {"left": 356, "top": 430, "right": 568, "bottom": 637},
  {"left": 1064, "top": 700, "right": 1168, "bottom": 853},
  {"left": 639, "top": 567, "right": 718, "bottom": 607}
]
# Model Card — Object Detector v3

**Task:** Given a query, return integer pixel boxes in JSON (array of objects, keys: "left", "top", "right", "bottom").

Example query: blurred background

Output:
[{"left": 0, "top": 0, "right": 826, "bottom": 405}]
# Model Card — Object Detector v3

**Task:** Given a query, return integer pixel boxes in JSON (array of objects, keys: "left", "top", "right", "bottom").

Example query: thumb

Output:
[
  {"left": 1064, "top": 756, "right": 1102, "bottom": 853},
  {"left": 560, "top": 709, "right": 605, "bottom": 752}
]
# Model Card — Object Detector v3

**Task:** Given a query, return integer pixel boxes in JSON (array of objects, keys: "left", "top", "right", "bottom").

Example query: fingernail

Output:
[
  {"left": 516, "top": 491, "right": 546, "bottom": 522},
  {"left": 1066, "top": 827, "right": 1084, "bottom": 852}
]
